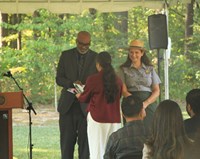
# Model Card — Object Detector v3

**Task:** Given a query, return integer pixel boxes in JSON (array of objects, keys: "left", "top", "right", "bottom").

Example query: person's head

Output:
[
  {"left": 76, "top": 31, "right": 91, "bottom": 54},
  {"left": 129, "top": 40, "right": 145, "bottom": 64},
  {"left": 96, "top": 51, "right": 119, "bottom": 104},
  {"left": 152, "top": 100, "right": 185, "bottom": 138},
  {"left": 186, "top": 88, "right": 200, "bottom": 117},
  {"left": 120, "top": 39, "right": 152, "bottom": 68},
  {"left": 147, "top": 100, "right": 190, "bottom": 159},
  {"left": 95, "top": 51, "right": 112, "bottom": 71},
  {"left": 121, "top": 95, "right": 146, "bottom": 121}
]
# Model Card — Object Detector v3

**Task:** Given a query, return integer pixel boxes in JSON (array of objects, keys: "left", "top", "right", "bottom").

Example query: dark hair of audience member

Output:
[
  {"left": 146, "top": 100, "right": 191, "bottom": 159},
  {"left": 186, "top": 88, "right": 200, "bottom": 115},
  {"left": 121, "top": 95, "right": 143, "bottom": 117},
  {"left": 96, "top": 51, "right": 119, "bottom": 103}
]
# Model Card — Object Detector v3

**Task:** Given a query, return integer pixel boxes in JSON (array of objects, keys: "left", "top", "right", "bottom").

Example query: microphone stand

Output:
[{"left": 6, "top": 71, "right": 36, "bottom": 159}]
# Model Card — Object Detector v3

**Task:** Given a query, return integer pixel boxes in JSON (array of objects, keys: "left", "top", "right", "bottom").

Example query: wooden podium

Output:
[{"left": 0, "top": 91, "right": 24, "bottom": 159}]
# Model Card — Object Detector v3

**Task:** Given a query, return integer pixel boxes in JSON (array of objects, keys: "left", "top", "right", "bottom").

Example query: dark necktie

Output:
[{"left": 78, "top": 54, "right": 85, "bottom": 79}]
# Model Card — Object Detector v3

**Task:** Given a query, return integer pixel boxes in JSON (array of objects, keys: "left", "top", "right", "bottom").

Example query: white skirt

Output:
[{"left": 87, "top": 112, "right": 121, "bottom": 159}]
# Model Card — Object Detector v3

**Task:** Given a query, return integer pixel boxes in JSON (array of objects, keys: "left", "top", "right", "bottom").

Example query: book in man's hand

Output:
[
  {"left": 67, "top": 83, "right": 85, "bottom": 94},
  {"left": 73, "top": 83, "right": 85, "bottom": 93}
]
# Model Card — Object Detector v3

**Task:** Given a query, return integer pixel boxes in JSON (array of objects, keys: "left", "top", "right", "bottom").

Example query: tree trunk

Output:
[
  {"left": 33, "top": 10, "right": 40, "bottom": 40},
  {"left": 185, "top": 0, "right": 195, "bottom": 54},
  {"left": 10, "top": 14, "right": 18, "bottom": 49},
  {"left": 103, "top": 11, "right": 128, "bottom": 51},
  {"left": 114, "top": 11, "right": 128, "bottom": 48},
  {"left": 17, "top": 14, "right": 22, "bottom": 50},
  {"left": 1, "top": 14, "right": 8, "bottom": 47}
]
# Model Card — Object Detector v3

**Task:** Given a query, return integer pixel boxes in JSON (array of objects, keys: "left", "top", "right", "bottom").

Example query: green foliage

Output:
[
  {"left": 128, "top": 7, "right": 154, "bottom": 44},
  {"left": 1, "top": 5, "right": 200, "bottom": 104}
]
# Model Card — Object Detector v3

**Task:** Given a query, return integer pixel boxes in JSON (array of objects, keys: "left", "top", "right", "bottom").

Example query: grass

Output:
[
  {"left": 12, "top": 105, "right": 190, "bottom": 159},
  {"left": 13, "top": 125, "right": 79, "bottom": 159},
  {"left": 13, "top": 125, "right": 61, "bottom": 159}
]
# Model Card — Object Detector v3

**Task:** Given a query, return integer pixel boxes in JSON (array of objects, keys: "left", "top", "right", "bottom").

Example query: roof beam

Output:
[{"left": 0, "top": 0, "right": 191, "bottom": 14}]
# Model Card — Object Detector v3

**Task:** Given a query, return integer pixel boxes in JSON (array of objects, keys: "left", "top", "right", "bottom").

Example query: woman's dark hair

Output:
[
  {"left": 146, "top": 100, "right": 191, "bottom": 159},
  {"left": 96, "top": 51, "right": 119, "bottom": 103},
  {"left": 120, "top": 50, "right": 152, "bottom": 68}
]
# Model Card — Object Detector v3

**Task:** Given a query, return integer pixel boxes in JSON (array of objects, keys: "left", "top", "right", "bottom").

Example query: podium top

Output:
[{"left": 0, "top": 91, "right": 24, "bottom": 110}]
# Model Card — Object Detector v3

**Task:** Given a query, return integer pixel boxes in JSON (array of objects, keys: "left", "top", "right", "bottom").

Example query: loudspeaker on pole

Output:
[{"left": 148, "top": 14, "right": 168, "bottom": 50}]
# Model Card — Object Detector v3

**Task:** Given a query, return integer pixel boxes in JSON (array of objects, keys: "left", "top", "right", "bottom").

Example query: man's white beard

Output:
[{"left": 77, "top": 48, "right": 88, "bottom": 54}]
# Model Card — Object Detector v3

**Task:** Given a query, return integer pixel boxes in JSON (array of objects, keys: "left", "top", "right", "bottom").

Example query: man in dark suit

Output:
[
  {"left": 184, "top": 88, "right": 200, "bottom": 157},
  {"left": 56, "top": 31, "right": 97, "bottom": 159}
]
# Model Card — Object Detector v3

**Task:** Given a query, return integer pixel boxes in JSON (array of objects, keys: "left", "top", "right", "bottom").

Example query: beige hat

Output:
[{"left": 129, "top": 40, "right": 145, "bottom": 50}]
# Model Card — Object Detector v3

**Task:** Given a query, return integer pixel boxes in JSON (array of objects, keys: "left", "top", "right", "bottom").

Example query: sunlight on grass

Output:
[
  {"left": 13, "top": 108, "right": 190, "bottom": 159},
  {"left": 33, "top": 148, "right": 60, "bottom": 152},
  {"left": 13, "top": 125, "right": 61, "bottom": 159},
  {"left": 13, "top": 125, "right": 79, "bottom": 159}
]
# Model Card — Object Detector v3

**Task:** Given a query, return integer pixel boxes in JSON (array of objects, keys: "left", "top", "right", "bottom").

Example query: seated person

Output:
[
  {"left": 143, "top": 100, "right": 199, "bottom": 159},
  {"left": 184, "top": 88, "right": 200, "bottom": 153},
  {"left": 104, "top": 95, "right": 146, "bottom": 159}
]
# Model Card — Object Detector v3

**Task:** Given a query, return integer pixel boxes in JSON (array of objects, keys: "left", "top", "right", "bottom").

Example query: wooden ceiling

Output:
[{"left": 0, "top": 0, "right": 191, "bottom": 14}]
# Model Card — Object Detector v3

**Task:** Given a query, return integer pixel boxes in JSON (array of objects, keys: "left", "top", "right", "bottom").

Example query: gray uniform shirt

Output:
[{"left": 118, "top": 63, "right": 161, "bottom": 92}]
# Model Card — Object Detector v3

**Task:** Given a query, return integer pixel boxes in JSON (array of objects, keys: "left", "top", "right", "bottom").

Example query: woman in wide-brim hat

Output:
[{"left": 118, "top": 39, "right": 161, "bottom": 136}]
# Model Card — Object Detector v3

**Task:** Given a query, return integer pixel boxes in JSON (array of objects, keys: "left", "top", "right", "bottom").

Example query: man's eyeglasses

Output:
[{"left": 77, "top": 40, "right": 90, "bottom": 47}]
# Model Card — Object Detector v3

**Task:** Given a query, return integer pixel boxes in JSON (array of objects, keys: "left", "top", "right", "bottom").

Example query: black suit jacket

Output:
[
  {"left": 184, "top": 115, "right": 200, "bottom": 141},
  {"left": 56, "top": 48, "right": 97, "bottom": 115}
]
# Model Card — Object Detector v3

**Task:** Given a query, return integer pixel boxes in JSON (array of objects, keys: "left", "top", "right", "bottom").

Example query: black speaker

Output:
[
  {"left": 148, "top": 14, "right": 168, "bottom": 50},
  {"left": 0, "top": 111, "right": 9, "bottom": 159}
]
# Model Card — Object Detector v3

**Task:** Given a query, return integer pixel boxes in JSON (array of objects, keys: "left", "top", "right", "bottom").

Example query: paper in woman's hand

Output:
[{"left": 73, "top": 83, "right": 85, "bottom": 93}]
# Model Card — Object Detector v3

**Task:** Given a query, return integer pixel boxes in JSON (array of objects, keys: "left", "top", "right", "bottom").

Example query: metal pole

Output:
[
  {"left": 163, "top": 2, "right": 170, "bottom": 99},
  {"left": 157, "top": 48, "right": 161, "bottom": 102}
]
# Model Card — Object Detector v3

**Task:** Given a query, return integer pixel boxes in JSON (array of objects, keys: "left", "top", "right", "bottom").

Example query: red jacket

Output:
[{"left": 78, "top": 71, "right": 123, "bottom": 123}]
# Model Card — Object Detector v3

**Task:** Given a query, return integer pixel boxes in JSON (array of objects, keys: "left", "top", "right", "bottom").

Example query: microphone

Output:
[{"left": 2, "top": 71, "right": 12, "bottom": 78}]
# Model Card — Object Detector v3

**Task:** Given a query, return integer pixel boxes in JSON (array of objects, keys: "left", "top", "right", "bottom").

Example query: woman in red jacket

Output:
[{"left": 76, "top": 51, "right": 123, "bottom": 159}]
